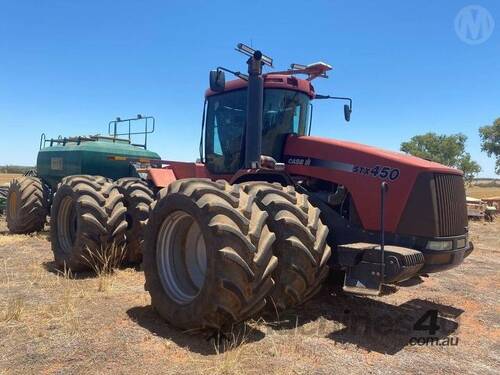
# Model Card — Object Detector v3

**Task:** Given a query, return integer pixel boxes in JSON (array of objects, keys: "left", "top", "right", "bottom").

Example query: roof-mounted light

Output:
[
  {"left": 270, "top": 61, "right": 333, "bottom": 81},
  {"left": 236, "top": 43, "right": 273, "bottom": 67}
]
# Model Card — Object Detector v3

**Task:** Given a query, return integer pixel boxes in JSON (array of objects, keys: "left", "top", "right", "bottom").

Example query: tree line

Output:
[{"left": 400, "top": 118, "right": 500, "bottom": 181}]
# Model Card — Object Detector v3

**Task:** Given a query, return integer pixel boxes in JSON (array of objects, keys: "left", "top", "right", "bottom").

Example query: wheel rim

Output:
[
  {"left": 57, "top": 196, "right": 77, "bottom": 254},
  {"left": 8, "top": 191, "right": 17, "bottom": 217},
  {"left": 156, "top": 210, "right": 207, "bottom": 304}
]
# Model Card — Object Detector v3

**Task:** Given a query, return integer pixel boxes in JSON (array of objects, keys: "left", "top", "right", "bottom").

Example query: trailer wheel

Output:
[
  {"left": 242, "top": 182, "right": 332, "bottom": 311},
  {"left": 115, "top": 177, "right": 157, "bottom": 263},
  {"left": 6, "top": 177, "right": 49, "bottom": 234},
  {"left": 143, "top": 178, "right": 277, "bottom": 331},
  {"left": 50, "top": 175, "right": 128, "bottom": 271}
]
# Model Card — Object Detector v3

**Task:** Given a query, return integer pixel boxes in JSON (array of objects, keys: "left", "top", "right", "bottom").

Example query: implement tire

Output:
[
  {"left": 115, "top": 177, "right": 156, "bottom": 263},
  {"left": 50, "top": 175, "right": 127, "bottom": 271},
  {"left": 143, "top": 178, "right": 277, "bottom": 331},
  {"left": 7, "top": 177, "right": 49, "bottom": 234},
  {"left": 242, "top": 182, "right": 331, "bottom": 311}
]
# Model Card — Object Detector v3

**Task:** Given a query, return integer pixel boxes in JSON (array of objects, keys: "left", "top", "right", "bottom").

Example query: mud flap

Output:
[{"left": 343, "top": 261, "right": 384, "bottom": 296}]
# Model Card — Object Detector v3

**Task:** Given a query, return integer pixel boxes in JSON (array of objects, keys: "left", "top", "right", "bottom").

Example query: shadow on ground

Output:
[
  {"left": 127, "top": 282, "right": 463, "bottom": 356},
  {"left": 267, "top": 285, "right": 463, "bottom": 355},
  {"left": 127, "top": 305, "right": 265, "bottom": 355},
  {"left": 0, "top": 229, "right": 50, "bottom": 238}
]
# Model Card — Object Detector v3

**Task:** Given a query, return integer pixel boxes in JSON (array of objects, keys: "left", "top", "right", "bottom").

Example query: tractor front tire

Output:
[
  {"left": 6, "top": 177, "right": 49, "bottom": 234},
  {"left": 242, "top": 182, "right": 332, "bottom": 312},
  {"left": 115, "top": 177, "right": 156, "bottom": 263},
  {"left": 50, "top": 175, "right": 127, "bottom": 271},
  {"left": 143, "top": 179, "right": 278, "bottom": 331}
]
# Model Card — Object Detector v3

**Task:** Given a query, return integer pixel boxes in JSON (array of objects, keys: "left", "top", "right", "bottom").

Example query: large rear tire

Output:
[
  {"left": 6, "top": 177, "right": 49, "bottom": 234},
  {"left": 115, "top": 177, "right": 156, "bottom": 263},
  {"left": 50, "top": 175, "right": 128, "bottom": 271},
  {"left": 242, "top": 182, "right": 331, "bottom": 311},
  {"left": 143, "top": 178, "right": 278, "bottom": 331}
]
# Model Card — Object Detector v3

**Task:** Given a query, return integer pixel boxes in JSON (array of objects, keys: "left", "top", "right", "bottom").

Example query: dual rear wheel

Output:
[
  {"left": 144, "top": 179, "right": 278, "bottom": 330},
  {"left": 50, "top": 175, "right": 128, "bottom": 271},
  {"left": 143, "top": 179, "right": 331, "bottom": 331},
  {"left": 50, "top": 176, "right": 156, "bottom": 270}
]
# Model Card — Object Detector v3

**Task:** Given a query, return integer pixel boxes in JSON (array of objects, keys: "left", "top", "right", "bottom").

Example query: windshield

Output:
[{"left": 205, "top": 89, "right": 311, "bottom": 173}]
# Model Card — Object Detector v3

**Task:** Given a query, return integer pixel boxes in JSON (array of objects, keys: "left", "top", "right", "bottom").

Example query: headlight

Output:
[
  {"left": 456, "top": 237, "right": 467, "bottom": 249},
  {"left": 426, "top": 240, "right": 453, "bottom": 251}
]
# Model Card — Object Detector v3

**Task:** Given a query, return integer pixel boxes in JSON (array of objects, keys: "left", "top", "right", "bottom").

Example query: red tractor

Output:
[
  {"left": 29, "top": 43, "right": 473, "bottom": 331},
  {"left": 135, "top": 44, "right": 473, "bottom": 331}
]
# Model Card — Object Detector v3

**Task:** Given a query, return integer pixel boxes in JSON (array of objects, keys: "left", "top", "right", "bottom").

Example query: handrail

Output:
[
  {"left": 40, "top": 115, "right": 156, "bottom": 150},
  {"left": 108, "top": 115, "right": 155, "bottom": 149},
  {"left": 39, "top": 133, "right": 46, "bottom": 150}
]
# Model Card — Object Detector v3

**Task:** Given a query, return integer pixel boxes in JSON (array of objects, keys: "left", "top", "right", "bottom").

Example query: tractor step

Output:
[
  {"left": 338, "top": 243, "right": 425, "bottom": 296},
  {"left": 343, "top": 259, "right": 384, "bottom": 295}
]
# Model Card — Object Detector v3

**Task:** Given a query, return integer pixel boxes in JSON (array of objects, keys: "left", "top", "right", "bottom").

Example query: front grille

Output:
[
  {"left": 401, "top": 252, "right": 425, "bottom": 267},
  {"left": 434, "top": 174, "right": 468, "bottom": 236}
]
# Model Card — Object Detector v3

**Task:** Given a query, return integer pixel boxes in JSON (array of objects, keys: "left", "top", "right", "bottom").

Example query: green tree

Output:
[
  {"left": 479, "top": 118, "right": 500, "bottom": 175},
  {"left": 400, "top": 132, "right": 481, "bottom": 181}
]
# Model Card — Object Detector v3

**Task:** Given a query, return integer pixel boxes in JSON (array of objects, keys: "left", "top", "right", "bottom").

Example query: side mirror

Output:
[
  {"left": 344, "top": 104, "right": 352, "bottom": 122},
  {"left": 209, "top": 70, "right": 225, "bottom": 92}
]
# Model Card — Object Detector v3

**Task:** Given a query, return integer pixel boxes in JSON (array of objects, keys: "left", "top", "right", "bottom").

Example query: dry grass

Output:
[
  {"left": 1, "top": 298, "right": 25, "bottom": 322},
  {"left": 466, "top": 186, "right": 500, "bottom": 199},
  {"left": 0, "top": 174, "right": 21, "bottom": 186},
  {"left": 0, "top": 217, "right": 499, "bottom": 374},
  {"left": 82, "top": 244, "right": 127, "bottom": 292}
]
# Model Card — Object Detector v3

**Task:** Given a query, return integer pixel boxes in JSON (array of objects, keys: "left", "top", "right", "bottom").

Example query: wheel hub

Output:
[
  {"left": 156, "top": 210, "right": 207, "bottom": 304},
  {"left": 57, "top": 196, "right": 77, "bottom": 254}
]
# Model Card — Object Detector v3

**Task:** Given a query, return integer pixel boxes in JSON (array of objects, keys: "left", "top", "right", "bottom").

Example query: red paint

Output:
[
  {"left": 149, "top": 161, "right": 232, "bottom": 186},
  {"left": 152, "top": 135, "right": 462, "bottom": 235},
  {"left": 284, "top": 135, "right": 462, "bottom": 232},
  {"left": 205, "top": 75, "right": 315, "bottom": 98},
  {"left": 148, "top": 168, "right": 177, "bottom": 188}
]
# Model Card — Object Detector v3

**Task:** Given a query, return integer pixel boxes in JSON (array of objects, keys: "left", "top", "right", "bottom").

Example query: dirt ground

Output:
[{"left": 0, "top": 217, "right": 498, "bottom": 375}]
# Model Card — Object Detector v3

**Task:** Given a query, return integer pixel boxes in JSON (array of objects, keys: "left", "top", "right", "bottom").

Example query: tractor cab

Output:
[
  {"left": 204, "top": 76, "right": 313, "bottom": 173},
  {"left": 201, "top": 43, "right": 352, "bottom": 175}
]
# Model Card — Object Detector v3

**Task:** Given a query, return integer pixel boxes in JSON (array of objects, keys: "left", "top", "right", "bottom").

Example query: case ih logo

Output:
[
  {"left": 287, "top": 157, "right": 311, "bottom": 166},
  {"left": 455, "top": 5, "right": 495, "bottom": 45}
]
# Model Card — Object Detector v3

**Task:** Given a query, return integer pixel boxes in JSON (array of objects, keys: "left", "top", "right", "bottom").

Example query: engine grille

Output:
[
  {"left": 401, "top": 251, "right": 425, "bottom": 267},
  {"left": 434, "top": 174, "right": 468, "bottom": 236}
]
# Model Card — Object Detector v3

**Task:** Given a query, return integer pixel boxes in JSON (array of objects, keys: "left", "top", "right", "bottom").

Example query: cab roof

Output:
[{"left": 205, "top": 74, "right": 316, "bottom": 99}]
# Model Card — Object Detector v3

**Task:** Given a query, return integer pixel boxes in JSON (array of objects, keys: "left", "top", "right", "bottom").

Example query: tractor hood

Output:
[
  {"left": 283, "top": 135, "right": 461, "bottom": 175},
  {"left": 283, "top": 135, "right": 463, "bottom": 232}
]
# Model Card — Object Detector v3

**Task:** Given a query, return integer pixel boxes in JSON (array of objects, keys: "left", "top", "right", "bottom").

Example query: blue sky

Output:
[{"left": 1, "top": 0, "right": 499, "bottom": 177}]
